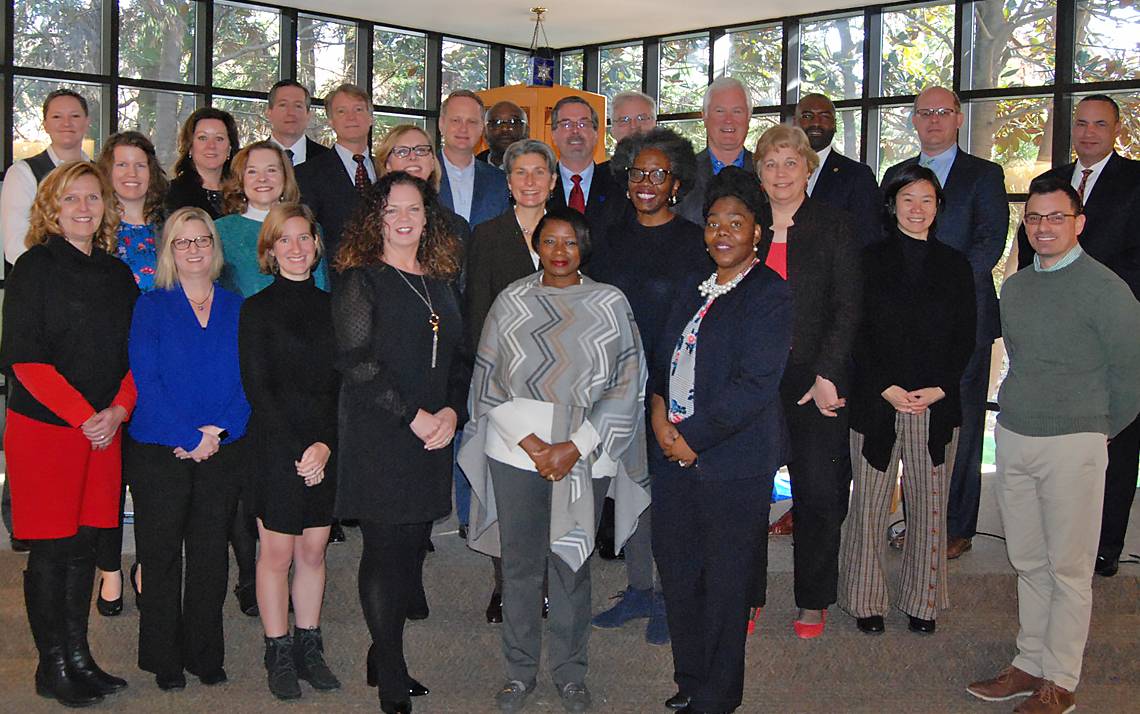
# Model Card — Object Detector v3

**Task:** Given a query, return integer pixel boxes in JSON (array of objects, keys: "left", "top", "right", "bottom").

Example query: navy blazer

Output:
[
  {"left": 295, "top": 148, "right": 367, "bottom": 272},
  {"left": 812, "top": 149, "right": 883, "bottom": 248},
  {"left": 674, "top": 148, "right": 756, "bottom": 226},
  {"left": 882, "top": 150, "right": 1007, "bottom": 344},
  {"left": 1015, "top": 152, "right": 1140, "bottom": 299},
  {"left": 650, "top": 265, "right": 792, "bottom": 481},
  {"left": 437, "top": 152, "right": 509, "bottom": 229}
]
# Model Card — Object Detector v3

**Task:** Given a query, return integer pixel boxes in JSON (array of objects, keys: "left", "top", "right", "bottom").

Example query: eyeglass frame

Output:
[
  {"left": 1024, "top": 211, "right": 1081, "bottom": 226},
  {"left": 389, "top": 144, "right": 433, "bottom": 159},
  {"left": 488, "top": 117, "right": 526, "bottom": 128},
  {"left": 554, "top": 118, "right": 597, "bottom": 131},
  {"left": 627, "top": 167, "right": 674, "bottom": 185},
  {"left": 614, "top": 113, "right": 655, "bottom": 126},
  {"left": 171, "top": 235, "right": 214, "bottom": 251},
  {"left": 914, "top": 107, "right": 958, "bottom": 119}
]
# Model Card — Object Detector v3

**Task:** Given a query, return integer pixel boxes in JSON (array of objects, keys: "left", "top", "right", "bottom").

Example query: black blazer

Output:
[
  {"left": 296, "top": 148, "right": 365, "bottom": 271},
  {"left": 550, "top": 160, "right": 622, "bottom": 224},
  {"left": 165, "top": 172, "right": 223, "bottom": 220},
  {"left": 463, "top": 209, "right": 539, "bottom": 352},
  {"left": 1015, "top": 152, "right": 1140, "bottom": 299},
  {"left": 812, "top": 149, "right": 883, "bottom": 248},
  {"left": 882, "top": 150, "right": 1007, "bottom": 345},
  {"left": 759, "top": 196, "right": 862, "bottom": 394},
  {"left": 675, "top": 148, "right": 756, "bottom": 226},
  {"left": 849, "top": 229, "right": 976, "bottom": 471},
  {"left": 649, "top": 265, "right": 792, "bottom": 481}
]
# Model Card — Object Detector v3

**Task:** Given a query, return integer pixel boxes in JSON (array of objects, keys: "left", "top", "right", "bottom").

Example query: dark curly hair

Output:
[
  {"left": 334, "top": 171, "right": 462, "bottom": 279},
  {"left": 610, "top": 127, "right": 698, "bottom": 200},
  {"left": 703, "top": 165, "right": 766, "bottom": 221}
]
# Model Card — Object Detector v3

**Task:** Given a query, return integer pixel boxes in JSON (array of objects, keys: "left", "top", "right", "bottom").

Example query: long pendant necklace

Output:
[
  {"left": 186, "top": 284, "right": 214, "bottom": 312},
  {"left": 392, "top": 267, "right": 440, "bottom": 368}
]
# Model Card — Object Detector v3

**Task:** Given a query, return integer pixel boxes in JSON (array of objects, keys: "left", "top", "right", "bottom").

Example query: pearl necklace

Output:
[{"left": 697, "top": 259, "right": 759, "bottom": 299}]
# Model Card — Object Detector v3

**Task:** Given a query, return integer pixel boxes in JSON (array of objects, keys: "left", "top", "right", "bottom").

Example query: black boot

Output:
[
  {"left": 24, "top": 566, "right": 103, "bottom": 707},
  {"left": 294, "top": 626, "right": 340, "bottom": 690},
  {"left": 63, "top": 553, "right": 128, "bottom": 695},
  {"left": 264, "top": 634, "right": 302, "bottom": 700}
]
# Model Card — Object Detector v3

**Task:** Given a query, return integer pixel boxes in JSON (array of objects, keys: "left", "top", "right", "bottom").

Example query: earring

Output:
[
  {"left": 625, "top": 189, "right": 631, "bottom": 200},
  {"left": 668, "top": 194, "right": 677, "bottom": 206}
]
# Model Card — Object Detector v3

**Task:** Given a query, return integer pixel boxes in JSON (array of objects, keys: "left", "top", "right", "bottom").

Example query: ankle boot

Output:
[
  {"left": 294, "top": 626, "right": 340, "bottom": 690},
  {"left": 63, "top": 554, "right": 128, "bottom": 694},
  {"left": 24, "top": 566, "right": 103, "bottom": 707},
  {"left": 366, "top": 642, "right": 378, "bottom": 687},
  {"left": 264, "top": 634, "right": 301, "bottom": 700}
]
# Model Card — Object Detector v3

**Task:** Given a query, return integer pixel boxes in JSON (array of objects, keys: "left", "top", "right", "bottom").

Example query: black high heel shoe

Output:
[
  {"left": 129, "top": 562, "right": 142, "bottom": 610},
  {"left": 365, "top": 644, "right": 429, "bottom": 697},
  {"left": 96, "top": 571, "right": 123, "bottom": 617}
]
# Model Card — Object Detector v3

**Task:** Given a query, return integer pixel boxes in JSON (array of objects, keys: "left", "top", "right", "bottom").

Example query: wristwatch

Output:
[{"left": 217, "top": 429, "right": 229, "bottom": 442}]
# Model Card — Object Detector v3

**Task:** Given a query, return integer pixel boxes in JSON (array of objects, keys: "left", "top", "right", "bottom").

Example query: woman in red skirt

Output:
[{"left": 0, "top": 161, "right": 139, "bottom": 707}]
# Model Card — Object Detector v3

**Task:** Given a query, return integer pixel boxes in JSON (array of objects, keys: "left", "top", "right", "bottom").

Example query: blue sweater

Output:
[{"left": 128, "top": 283, "right": 250, "bottom": 450}]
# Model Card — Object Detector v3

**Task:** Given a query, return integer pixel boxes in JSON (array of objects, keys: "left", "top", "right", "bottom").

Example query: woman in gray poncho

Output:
[{"left": 459, "top": 207, "right": 649, "bottom": 713}]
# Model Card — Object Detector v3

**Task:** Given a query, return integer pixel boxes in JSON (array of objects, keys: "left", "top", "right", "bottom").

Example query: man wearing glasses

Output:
[
  {"left": 549, "top": 95, "right": 620, "bottom": 229},
  {"left": 1015, "top": 94, "right": 1140, "bottom": 578},
  {"left": 438, "top": 89, "right": 509, "bottom": 228},
  {"left": 882, "top": 85, "right": 1008, "bottom": 563},
  {"left": 609, "top": 91, "right": 657, "bottom": 143},
  {"left": 477, "top": 101, "right": 528, "bottom": 169},
  {"left": 967, "top": 174, "right": 1140, "bottom": 714}
]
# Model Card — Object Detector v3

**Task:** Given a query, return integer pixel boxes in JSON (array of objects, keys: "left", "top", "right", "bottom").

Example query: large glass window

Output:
[
  {"left": 373, "top": 27, "right": 426, "bottom": 109},
  {"left": 965, "top": 0, "right": 1056, "bottom": 89},
  {"left": 119, "top": 0, "right": 196, "bottom": 83},
  {"left": 714, "top": 25, "right": 782, "bottom": 108},
  {"left": 659, "top": 34, "right": 710, "bottom": 114},
  {"left": 560, "top": 51, "right": 583, "bottom": 89},
  {"left": 832, "top": 108, "right": 863, "bottom": 162},
  {"left": 599, "top": 44, "right": 643, "bottom": 100},
  {"left": 879, "top": 3, "right": 954, "bottom": 96},
  {"left": 12, "top": 78, "right": 102, "bottom": 161},
  {"left": 1074, "top": 1, "right": 1140, "bottom": 84},
  {"left": 211, "top": 96, "right": 268, "bottom": 147},
  {"left": 967, "top": 96, "right": 1052, "bottom": 192},
  {"left": 13, "top": 0, "right": 102, "bottom": 74},
  {"left": 441, "top": 39, "right": 489, "bottom": 100},
  {"left": 297, "top": 15, "right": 358, "bottom": 101},
  {"left": 117, "top": 87, "right": 197, "bottom": 170},
  {"left": 801, "top": 14, "right": 865, "bottom": 101},
  {"left": 212, "top": 1, "right": 281, "bottom": 93},
  {"left": 505, "top": 49, "right": 531, "bottom": 86},
  {"left": 876, "top": 104, "right": 922, "bottom": 180}
]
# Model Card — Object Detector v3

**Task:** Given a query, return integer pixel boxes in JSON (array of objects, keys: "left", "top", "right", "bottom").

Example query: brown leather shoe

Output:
[
  {"left": 768, "top": 510, "right": 793, "bottom": 536},
  {"left": 966, "top": 665, "right": 1044, "bottom": 702},
  {"left": 946, "top": 536, "right": 973, "bottom": 560},
  {"left": 1013, "top": 681, "right": 1075, "bottom": 714}
]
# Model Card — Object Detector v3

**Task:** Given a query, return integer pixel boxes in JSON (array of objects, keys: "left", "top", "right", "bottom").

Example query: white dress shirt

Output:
[
  {"left": 2, "top": 146, "right": 89, "bottom": 266},
  {"left": 441, "top": 151, "right": 476, "bottom": 222},
  {"left": 1071, "top": 152, "right": 1112, "bottom": 203},
  {"left": 271, "top": 135, "right": 307, "bottom": 166},
  {"left": 333, "top": 143, "right": 376, "bottom": 185},
  {"left": 807, "top": 144, "right": 833, "bottom": 197}
]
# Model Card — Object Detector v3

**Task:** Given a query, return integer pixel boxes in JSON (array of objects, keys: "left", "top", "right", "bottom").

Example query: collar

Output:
[
  {"left": 1075, "top": 152, "right": 1112, "bottom": 176},
  {"left": 919, "top": 143, "right": 958, "bottom": 166},
  {"left": 1033, "top": 243, "right": 1083, "bottom": 273},
  {"left": 243, "top": 207, "right": 270, "bottom": 222},
  {"left": 442, "top": 150, "right": 475, "bottom": 175},
  {"left": 46, "top": 145, "right": 90, "bottom": 165},
  {"left": 334, "top": 142, "right": 369, "bottom": 162},
  {"left": 559, "top": 161, "right": 594, "bottom": 186},
  {"left": 709, "top": 149, "right": 746, "bottom": 175}
]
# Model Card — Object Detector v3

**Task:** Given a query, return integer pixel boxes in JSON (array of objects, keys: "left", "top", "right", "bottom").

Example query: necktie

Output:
[
  {"left": 285, "top": 148, "right": 295, "bottom": 165},
  {"left": 1076, "top": 168, "right": 1093, "bottom": 202},
  {"left": 569, "top": 174, "right": 585, "bottom": 214},
  {"left": 353, "top": 154, "right": 369, "bottom": 193}
]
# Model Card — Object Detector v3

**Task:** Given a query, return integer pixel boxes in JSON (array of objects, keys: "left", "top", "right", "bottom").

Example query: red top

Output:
[{"left": 765, "top": 241, "right": 788, "bottom": 280}]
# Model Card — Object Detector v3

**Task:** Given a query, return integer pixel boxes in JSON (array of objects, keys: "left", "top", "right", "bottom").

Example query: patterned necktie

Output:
[
  {"left": 569, "top": 174, "right": 586, "bottom": 214},
  {"left": 1076, "top": 168, "right": 1093, "bottom": 202},
  {"left": 353, "top": 154, "right": 369, "bottom": 193},
  {"left": 285, "top": 148, "right": 295, "bottom": 165}
]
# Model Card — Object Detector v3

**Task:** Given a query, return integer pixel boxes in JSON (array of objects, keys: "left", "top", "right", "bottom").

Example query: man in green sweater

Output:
[{"left": 967, "top": 175, "right": 1140, "bottom": 714}]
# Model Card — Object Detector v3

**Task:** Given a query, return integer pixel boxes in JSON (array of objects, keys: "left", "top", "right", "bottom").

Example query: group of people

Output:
[{"left": 0, "top": 72, "right": 1136, "bottom": 714}]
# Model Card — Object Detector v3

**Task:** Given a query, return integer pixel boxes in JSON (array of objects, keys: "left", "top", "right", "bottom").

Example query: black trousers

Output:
[
  {"left": 654, "top": 473, "right": 770, "bottom": 714},
  {"left": 128, "top": 439, "right": 243, "bottom": 677},
  {"left": 94, "top": 478, "right": 127, "bottom": 573},
  {"left": 359, "top": 519, "right": 432, "bottom": 704},
  {"left": 1099, "top": 414, "right": 1140, "bottom": 561},
  {"left": 947, "top": 342, "right": 991, "bottom": 540}
]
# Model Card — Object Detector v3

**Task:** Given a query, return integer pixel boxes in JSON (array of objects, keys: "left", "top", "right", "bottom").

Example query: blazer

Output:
[
  {"left": 437, "top": 152, "right": 510, "bottom": 228},
  {"left": 811, "top": 149, "right": 883, "bottom": 248},
  {"left": 649, "top": 265, "right": 792, "bottom": 481},
  {"left": 759, "top": 196, "right": 863, "bottom": 394},
  {"left": 463, "top": 209, "right": 539, "bottom": 352},
  {"left": 550, "top": 160, "right": 622, "bottom": 221},
  {"left": 295, "top": 148, "right": 365, "bottom": 271},
  {"left": 1015, "top": 152, "right": 1140, "bottom": 299},
  {"left": 165, "top": 172, "right": 224, "bottom": 220},
  {"left": 882, "top": 150, "right": 1007, "bottom": 345},
  {"left": 675, "top": 148, "right": 756, "bottom": 226}
]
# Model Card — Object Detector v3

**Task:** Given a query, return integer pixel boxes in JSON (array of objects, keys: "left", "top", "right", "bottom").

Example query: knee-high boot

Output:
[
  {"left": 24, "top": 562, "right": 103, "bottom": 707},
  {"left": 63, "top": 552, "right": 128, "bottom": 695}
]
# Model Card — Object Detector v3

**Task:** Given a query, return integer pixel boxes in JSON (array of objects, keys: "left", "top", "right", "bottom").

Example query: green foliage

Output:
[
  {"left": 119, "top": 0, "right": 195, "bottom": 83},
  {"left": 718, "top": 26, "right": 782, "bottom": 107},
  {"left": 13, "top": 0, "right": 101, "bottom": 74},
  {"left": 505, "top": 50, "right": 531, "bottom": 86},
  {"left": 659, "top": 35, "right": 709, "bottom": 114},
  {"left": 441, "top": 40, "right": 489, "bottom": 101},
  {"left": 212, "top": 3, "right": 280, "bottom": 92},
  {"left": 880, "top": 4, "right": 954, "bottom": 96},
  {"left": 374, "top": 30, "right": 427, "bottom": 108},
  {"left": 560, "top": 52, "right": 584, "bottom": 89},
  {"left": 801, "top": 16, "right": 864, "bottom": 100},
  {"left": 297, "top": 16, "right": 357, "bottom": 101},
  {"left": 599, "top": 45, "right": 643, "bottom": 101}
]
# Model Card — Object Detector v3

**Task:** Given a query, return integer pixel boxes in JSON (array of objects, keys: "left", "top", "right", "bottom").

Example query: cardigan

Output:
[
  {"left": 848, "top": 228, "right": 976, "bottom": 470},
  {"left": 216, "top": 214, "right": 330, "bottom": 297},
  {"left": 127, "top": 283, "right": 250, "bottom": 451}
]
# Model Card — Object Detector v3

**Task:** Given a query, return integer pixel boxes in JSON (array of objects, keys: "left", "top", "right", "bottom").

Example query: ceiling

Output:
[{"left": 282, "top": 0, "right": 867, "bottom": 48}]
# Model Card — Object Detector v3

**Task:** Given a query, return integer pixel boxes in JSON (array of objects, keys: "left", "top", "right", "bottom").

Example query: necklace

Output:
[
  {"left": 391, "top": 266, "right": 440, "bottom": 368},
  {"left": 697, "top": 259, "right": 759, "bottom": 299},
  {"left": 186, "top": 284, "right": 214, "bottom": 312}
]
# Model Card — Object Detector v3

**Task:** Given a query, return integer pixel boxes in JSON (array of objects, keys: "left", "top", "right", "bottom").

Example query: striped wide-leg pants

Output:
[{"left": 838, "top": 411, "right": 958, "bottom": 621}]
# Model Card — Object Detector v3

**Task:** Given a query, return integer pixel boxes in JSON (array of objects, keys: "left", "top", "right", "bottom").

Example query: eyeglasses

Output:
[
  {"left": 627, "top": 167, "right": 673, "bottom": 185},
  {"left": 555, "top": 118, "right": 595, "bottom": 131},
  {"left": 489, "top": 117, "right": 525, "bottom": 128},
  {"left": 1024, "top": 211, "right": 1080, "bottom": 226},
  {"left": 914, "top": 107, "right": 958, "bottom": 119},
  {"left": 390, "top": 144, "right": 432, "bottom": 159},
  {"left": 172, "top": 235, "right": 214, "bottom": 250},
  {"left": 614, "top": 113, "right": 654, "bottom": 125}
]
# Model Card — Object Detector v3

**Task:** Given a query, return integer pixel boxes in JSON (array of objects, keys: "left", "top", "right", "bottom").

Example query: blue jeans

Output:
[{"left": 452, "top": 431, "right": 471, "bottom": 526}]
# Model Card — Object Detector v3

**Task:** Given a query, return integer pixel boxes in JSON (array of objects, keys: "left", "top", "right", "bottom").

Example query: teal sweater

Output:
[
  {"left": 998, "top": 252, "right": 1140, "bottom": 438},
  {"left": 216, "top": 214, "right": 330, "bottom": 298}
]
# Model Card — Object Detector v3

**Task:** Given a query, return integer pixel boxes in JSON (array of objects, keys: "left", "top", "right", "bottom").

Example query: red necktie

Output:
[
  {"left": 569, "top": 174, "right": 586, "bottom": 214},
  {"left": 353, "top": 154, "right": 369, "bottom": 193},
  {"left": 1076, "top": 168, "right": 1093, "bottom": 202}
]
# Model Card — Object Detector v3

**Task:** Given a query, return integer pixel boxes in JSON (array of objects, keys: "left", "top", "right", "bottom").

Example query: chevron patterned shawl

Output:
[{"left": 458, "top": 274, "right": 649, "bottom": 571}]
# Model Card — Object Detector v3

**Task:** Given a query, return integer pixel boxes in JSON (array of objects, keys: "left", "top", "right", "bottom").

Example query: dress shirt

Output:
[
  {"left": 918, "top": 144, "right": 958, "bottom": 188},
  {"left": 558, "top": 162, "right": 595, "bottom": 207},
  {"left": 2, "top": 146, "right": 90, "bottom": 265},
  {"left": 271, "top": 135, "right": 307, "bottom": 166},
  {"left": 442, "top": 151, "right": 476, "bottom": 222},
  {"left": 710, "top": 149, "right": 747, "bottom": 175},
  {"left": 1071, "top": 152, "right": 1112, "bottom": 202},
  {"left": 1034, "top": 243, "right": 1084, "bottom": 273},
  {"left": 807, "top": 145, "right": 834, "bottom": 197},
  {"left": 333, "top": 143, "right": 376, "bottom": 185}
]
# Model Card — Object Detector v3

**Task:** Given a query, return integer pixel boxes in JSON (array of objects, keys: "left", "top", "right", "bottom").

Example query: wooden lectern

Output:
[{"left": 475, "top": 84, "right": 607, "bottom": 164}]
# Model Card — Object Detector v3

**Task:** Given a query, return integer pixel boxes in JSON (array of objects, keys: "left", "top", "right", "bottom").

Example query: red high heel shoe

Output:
[
  {"left": 793, "top": 609, "right": 827, "bottom": 639},
  {"left": 747, "top": 607, "right": 762, "bottom": 635}
]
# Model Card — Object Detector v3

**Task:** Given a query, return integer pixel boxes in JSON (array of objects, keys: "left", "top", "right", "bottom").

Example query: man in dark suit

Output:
[
  {"left": 675, "top": 77, "right": 756, "bottom": 226},
  {"left": 295, "top": 83, "right": 376, "bottom": 275},
  {"left": 882, "top": 86, "right": 1008, "bottom": 561},
  {"left": 265, "top": 79, "right": 330, "bottom": 168},
  {"left": 548, "top": 95, "right": 621, "bottom": 229},
  {"left": 437, "top": 89, "right": 509, "bottom": 229},
  {"left": 1016, "top": 95, "right": 1140, "bottom": 578},
  {"left": 797, "top": 93, "right": 882, "bottom": 246}
]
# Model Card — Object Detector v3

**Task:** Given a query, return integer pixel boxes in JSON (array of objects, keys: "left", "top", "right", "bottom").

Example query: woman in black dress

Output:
[
  {"left": 332, "top": 172, "right": 468, "bottom": 714},
  {"left": 165, "top": 107, "right": 241, "bottom": 220},
  {"left": 238, "top": 202, "right": 341, "bottom": 700}
]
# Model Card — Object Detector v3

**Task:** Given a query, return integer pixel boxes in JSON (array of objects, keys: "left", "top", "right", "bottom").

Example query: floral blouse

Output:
[{"left": 116, "top": 222, "right": 159, "bottom": 292}]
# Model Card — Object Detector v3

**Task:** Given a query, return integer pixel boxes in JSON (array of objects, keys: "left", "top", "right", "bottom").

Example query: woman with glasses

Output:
[
  {"left": 587, "top": 128, "right": 709, "bottom": 646},
  {"left": 127, "top": 206, "right": 251, "bottom": 691}
]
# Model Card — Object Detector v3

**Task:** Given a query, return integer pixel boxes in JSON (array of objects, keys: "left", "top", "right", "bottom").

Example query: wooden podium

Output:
[{"left": 475, "top": 84, "right": 607, "bottom": 164}]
